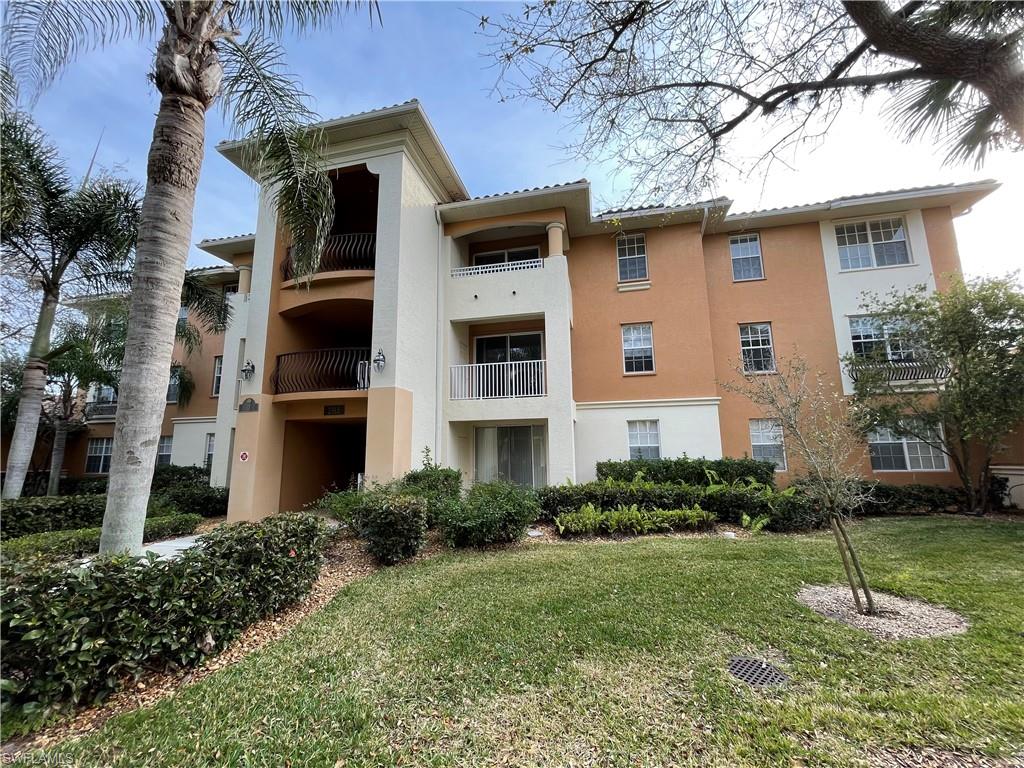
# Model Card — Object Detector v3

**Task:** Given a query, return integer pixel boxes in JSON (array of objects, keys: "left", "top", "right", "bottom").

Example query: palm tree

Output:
[
  {"left": 0, "top": 113, "right": 141, "bottom": 500},
  {"left": 3, "top": 2, "right": 373, "bottom": 553}
]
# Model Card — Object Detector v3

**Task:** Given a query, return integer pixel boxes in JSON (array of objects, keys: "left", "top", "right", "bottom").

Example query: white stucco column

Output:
[
  {"left": 236, "top": 265, "right": 252, "bottom": 295},
  {"left": 546, "top": 222, "right": 565, "bottom": 257}
]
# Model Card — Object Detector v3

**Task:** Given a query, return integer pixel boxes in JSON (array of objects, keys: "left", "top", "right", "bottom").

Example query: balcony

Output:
[
  {"left": 272, "top": 348, "right": 371, "bottom": 395},
  {"left": 84, "top": 401, "right": 118, "bottom": 420},
  {"left": 450, "top": 360, "right": 547, "bottom": 400},
  {"left": 848, "top": 359, "right": 951, "bottom": 383},
  {"left": 281, "top": 233, "right": 376, "bottom": 281}
]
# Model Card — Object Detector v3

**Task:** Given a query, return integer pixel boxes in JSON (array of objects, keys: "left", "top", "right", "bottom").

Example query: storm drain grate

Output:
[{"left": 727, "top": 656, "right": 789, "bottom": 687}]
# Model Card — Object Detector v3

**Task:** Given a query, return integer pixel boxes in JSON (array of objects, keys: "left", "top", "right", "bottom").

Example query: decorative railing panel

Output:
[
  {"left": 281, "top": 232, "right": 376, "bottom": 280},
  {"left": 450, "top": 258, "right": 544, "bottom": 279},
  {"left": 84, "top": 402, "right": 118, "bottom": 419},
  {"left": 848, "top": 360, "right": 951, "bottom": 383},
  {"left": 272, "top": 348, "right": 371, "bottom": 394},
  {"left": 450, "top": 360, "right": 547, "bottom": 400}
]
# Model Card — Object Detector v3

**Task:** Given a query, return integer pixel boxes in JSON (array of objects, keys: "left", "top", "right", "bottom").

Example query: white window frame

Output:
[
  {"left": 471, "top": 246, "right": 541, "bottom": 267},
  {"left": 729, "top": 233, "right": 764, "bottom": 281},
  {"left": 177, "top": 305, "right": 189, "bottom": 322},
  {"left": 739, "top": 322, "right": 776, "bottom": 374},
  {"left": 834, "top": 216, "right": 912, "bottom": 272},
  {"left": 212, "top": 355, "right": 223, "bottom": 396},
  {"left": 621, "top": 322, "right": 655, "bottom": 374},
  {"left": 627, "top": 420, "right": 661, "bottom": 460},
  {"left": 749, "top": 418, "right": 787, "bottom": 471},
  {"left": 867, "top": 423, "right": 948, "bottom": 472},
  {"left": 166, "top": 369, "right": 180, "bottom": 404},
  {"left": 156, "top": 436, "right": 173, "bottom": 467},
  {"left": 85, "top": 437, "right": 113, "bottom": 474},
  {"left": 848, "top": 316, "right": 916, "bottom": 362},
  {"left": 616, "top": 233, "right": 648, "bottom": 283},
  {"left": 204, "top": 433, "right": 216, "bottom": 473}
]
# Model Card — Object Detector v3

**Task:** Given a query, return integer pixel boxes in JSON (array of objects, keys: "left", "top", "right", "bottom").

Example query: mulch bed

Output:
[{"left": 796, "top": 584, "right": 970, "bottom": 640}]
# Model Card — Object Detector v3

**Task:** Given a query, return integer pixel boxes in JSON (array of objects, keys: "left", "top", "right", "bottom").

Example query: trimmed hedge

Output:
[
  {"left": 537, "top": 480, "right": 821, "bottom": 532},
  {"left": 440, "top": 481, "right": 539, "bottom": 547},
  {"left": 2, "top": 514, "right": 203, "bottom": 563},
  {"left": 358, "top": 488, "right": 427, "bottom": 564},
  {"left": 1, "top": 494, "right": 176, "bottom": 541},
  {"left": 153, "top": 484, "right": 228, "bottom": 519},
  {"left": 596, "top": 457, "right": 777, "bottom": 488},
  {"left": 400, "top": 464, "right": 463, "bottom": 528},
  {"left": 1, "top": 514, "right": 327, "bottom": 718},
  {"left": 555, "top": 503, "right": 716, "bottom": 537}
]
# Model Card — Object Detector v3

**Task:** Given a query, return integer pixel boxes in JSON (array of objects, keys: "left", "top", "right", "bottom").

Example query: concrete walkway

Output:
[{"left": 142, "top": 534, "right": 203, "bottom": 560}]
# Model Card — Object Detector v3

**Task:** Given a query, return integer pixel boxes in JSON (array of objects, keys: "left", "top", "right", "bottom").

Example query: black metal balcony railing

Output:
[
  {"left": 848, "top": 360, "right": 951, "bottom": 383},
  {"left": 84, "top": 401, "right": 118, "bottom": 419},
  {"left": 281, "top": 232, "right": 376, "bottom": 280},
  {"left": 272, "top": 347, "right": 371, "bottom": 394}
]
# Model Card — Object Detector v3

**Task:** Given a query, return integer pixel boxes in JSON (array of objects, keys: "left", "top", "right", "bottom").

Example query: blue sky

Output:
[{"left": 27, "top": 2, "right": 1022, "bottom": 277}]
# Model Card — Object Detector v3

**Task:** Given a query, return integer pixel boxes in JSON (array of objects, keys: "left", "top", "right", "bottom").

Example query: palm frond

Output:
[
  {"left": 219, "top": 34, "right": 334, "bottom": 278},
  {"left": 0, "top": 57, "right": 18, "bottom": 116},
  {"left": 169, "top": 363, "right": 195, "bottom": 407},
  {"left": 1, "top": 0, "right": 157, "bottom": 99},
  {"left": 181, "top": 270, "right": 232, "bottom": 334},
  {"left": 228, "top": 0, "right": 379, "bottom": 37},
  {"left": 0, "top": 111, "right": 71, "bottom": 237},
  {"left": 174, "top": 319, "right": 204, "bottom": 356}
]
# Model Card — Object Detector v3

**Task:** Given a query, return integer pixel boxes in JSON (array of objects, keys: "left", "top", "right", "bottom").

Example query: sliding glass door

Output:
[{"left": 475, "top": 425, "right": 547, "bottom": 488}]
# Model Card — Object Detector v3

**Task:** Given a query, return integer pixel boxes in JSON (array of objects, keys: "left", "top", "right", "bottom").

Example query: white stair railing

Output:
[{"left": 450, "top": 359, "right": 547, "bottom": 400}]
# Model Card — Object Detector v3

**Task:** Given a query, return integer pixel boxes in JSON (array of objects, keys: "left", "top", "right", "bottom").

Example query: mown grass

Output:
[{"left": 40, "top": 516, "right": 1024, "bottom": 767}]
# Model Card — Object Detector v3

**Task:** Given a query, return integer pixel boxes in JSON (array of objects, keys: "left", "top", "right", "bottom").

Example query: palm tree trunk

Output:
[
  {"left": 99, "top": 90, "right": 206, "bottom": 555},
  {"left": 46, "top": 414, "right": 68, "bottom": 496},
  {"left": 2, "top": 289, "right": 58, "bottom": 500}
]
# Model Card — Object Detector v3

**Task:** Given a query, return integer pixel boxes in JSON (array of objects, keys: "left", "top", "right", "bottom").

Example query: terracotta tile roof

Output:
[
  {"left": 597, "top": 197, "right": 729, "bottom": 217},
  {"left": 469, "top": 179, "right": 589, "bottom": 201},
  {"left": 215, "top": 101, "right": 420, "bottom": 147},
  {"left": 197, "top": 233, "right": 255, "bottom": 245}
]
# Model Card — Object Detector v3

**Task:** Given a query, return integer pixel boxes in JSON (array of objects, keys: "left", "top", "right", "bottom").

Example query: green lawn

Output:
[{"left": 43, "top": 517, "right": 1024, "bottom": 767}]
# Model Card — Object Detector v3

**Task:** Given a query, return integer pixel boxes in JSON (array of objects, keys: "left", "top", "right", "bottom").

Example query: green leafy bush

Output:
[
  {"left": 1, "top": 494, "right": 176, "bottom": 540},
  {"left": 440, "top": 481, "right": 539, "bottom": 547},
  {"left": 401, "top": 453, "right": 463, "bottom": 527},
  {"left": 152, "top": 483, "right": 228, "bottom": 518},
  {"left": 1, "top": 514, "right": 327, "bottom": 720},
  {"left": 852, "top": 482, "right": 964, "bottom": 516},
  {"left": 2, "top": 514, "right": 203, "bottom": 563},
  {"left": 310, "top": 488, "right": 364, "bottom": 530},
  {"left": 596, "top": 456, "right": 776, "bottom": 488},
  {"left": 358, "top": 488, "right": 427, "bottom": 564},
  {"left": 57, "top": 476, "right": 108, "bottom": 495},
  {"left": 150, "top": 464, "right": 210, "bottom": 491},
  {"left": 555, "top": 503, "right": 715, "bottom": 537}
]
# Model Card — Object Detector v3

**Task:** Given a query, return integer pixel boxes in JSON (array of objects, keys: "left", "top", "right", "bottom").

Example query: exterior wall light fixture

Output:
[
  {"left": 240, "top": 360, "right": 256, "bottom": 381},
  {"left": 373, "top": 348, "right": 386, "bottom": 373}
]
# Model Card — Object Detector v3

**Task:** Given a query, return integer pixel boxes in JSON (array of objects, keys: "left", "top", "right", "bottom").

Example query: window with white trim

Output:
[
  {"left": 621, "top": 323, "right": 655, "bottom": 373},
  {"left": 616, "top": 233, "right": 648, "bottom": 282},
  {"left": 868, "top": 423, "right": 947, "bottom": 471},
  {"left": 627, "top": 420, "right": 661, "bottom": 459},
  {"left": 166, "top": 369, "right": 180, "bottom": 403},
  {"left": 156, "top": 436, "right": 173, "bottom": 467},
  {"left": 730, "top": 234, "right": 764, "bottom": 281},
  {"left": 205, "top": 433, "right": 216, "bottom": 473},
  {"left": 212, "top": 355, "right": 223, "bottom": 396},
  {"left": 749, "top": 418, "right": 786, "bottom": 470},
  {"left": 849, "top": 316, "right": 916, "bottom": 361},
  {"left": 85, "top": 437, "right": 113, "bottom": 474},
  {"left": 835, "top": 217, "right": 910, "bottom": 270},
  {"left": 739, "top": 323, "right": 775, "bottom": 373}
]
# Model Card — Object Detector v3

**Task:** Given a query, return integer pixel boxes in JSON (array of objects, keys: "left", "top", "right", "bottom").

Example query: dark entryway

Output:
[{"left": 279, "top": 420, "right": 366, "bottom": 512}]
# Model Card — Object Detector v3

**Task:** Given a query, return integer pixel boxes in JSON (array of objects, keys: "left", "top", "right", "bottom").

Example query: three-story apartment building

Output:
[{"left": 19, "top": 100, "right": 1021, "bottom": 517}]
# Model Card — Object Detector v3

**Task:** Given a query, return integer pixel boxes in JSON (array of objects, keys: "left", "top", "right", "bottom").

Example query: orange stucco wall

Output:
[
  {"left": 922, "top": 206, "right": 963, "bottom": 291},
  {"left": 568, "top": 223, "right": 718, "bottom": 402}
]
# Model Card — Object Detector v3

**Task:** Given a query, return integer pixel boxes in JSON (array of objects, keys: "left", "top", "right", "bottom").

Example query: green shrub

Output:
[
  {"left": 57, "top": 476, "right": 108, "bottom": 495},
  {"left": 1, "top": 494, "right": 176, "bottom": 540},
  {"left": 152, "top": 483, "right": 228, "bottom": 518},
  {"left": 596, "top": 456, "right": 776, "bottom": 488},
  {"left": 1, "top": 514, "right": 327, "bottom": 719},
  {"left": 150, "top": 464, "right": 210, "bottom": 491},
  {"left": 537, "top": 481, "right": 703, "bottom": 522},
  {"left": 310, "top": 488, "right": 364, "bottom": 529},
  {"left": 849, "top": 481, "right": 964, "bottom": 516},
  {"left": 440, "top": 481, "right": 539, "bottom": 547},
  {"left": 401, "top": 455, "right": 462, "bottom": 527},
  {"left": 2, "top": 514, "right": 203, "bottom": 563},
  {"left": 358, "top": 488, "right": 427, "bottom": 564},
  {"left": 555, "top": 503, "right": 716, "bottom": 537}
]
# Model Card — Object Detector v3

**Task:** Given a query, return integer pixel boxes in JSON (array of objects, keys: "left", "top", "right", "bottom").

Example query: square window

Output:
[
  {"left": 85, "top": 437, "right": 113, "bottom": 474},
  {"left": 621, "top": 323, "right": 655, "bottom": 373},
  {"left": 739, "top": 323, "right": 775, "bottom": 373},
  {"left": 749, "top": 418, "right": 786, "bottom": 470},
  {"left": 836, "top": 217, "right": 911, "bottom": 270},
  {"left": 730, "top": 234, "right": 764, "bottom": 281},
  {"left": 627, "top": 420, "right": 660, "bottom": 459},
  {"left": 617, "top": 233, "right": 648, "bottom": 282}
]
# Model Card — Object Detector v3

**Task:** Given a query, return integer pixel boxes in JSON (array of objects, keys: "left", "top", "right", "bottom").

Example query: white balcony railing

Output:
[
  {"left": 450, "top": 360, "right": 547, "bottom": 400},
  {"left": 450, "top": 258, "right": 544, "bottom": 279}
]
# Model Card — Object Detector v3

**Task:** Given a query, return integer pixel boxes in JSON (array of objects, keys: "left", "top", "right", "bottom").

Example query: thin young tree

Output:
[
  {"left": 4, "top": 2, "right": 375, "bottom": 553},
  {"left": 849, "top": 275, "right": 1024, "bottom": 515},
  {"left": 484, "top": 1, "right": 1024, "bottom": 202},
  {"left": 725, "top": 354, "right": 876, "bottom": 615},
  {"left": 0, "top": 114, "right": 141, "bottom": 500}
]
